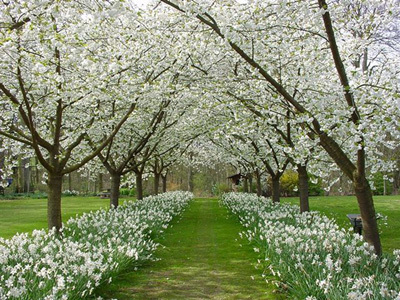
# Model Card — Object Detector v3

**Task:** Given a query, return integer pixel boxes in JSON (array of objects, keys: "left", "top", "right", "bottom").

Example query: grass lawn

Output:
[
  {"left": 95, "top": 198, "right": 284, "bottom": 299},
  {"left": 0, "top": 196, "right": 134, "bottom": 239},
  {"left": 281, "top": 194, "right": 400, "bottom": 253}
]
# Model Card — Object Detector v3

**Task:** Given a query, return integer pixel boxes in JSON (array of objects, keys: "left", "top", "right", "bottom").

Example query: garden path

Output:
[{"left": 96, "top": 198, "right": 282, "bottom": 299}]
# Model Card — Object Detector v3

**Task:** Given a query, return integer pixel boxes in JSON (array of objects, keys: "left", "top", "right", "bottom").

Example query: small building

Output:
[{"left": 227, "top": 173, "right": 246, "bottom": 192}]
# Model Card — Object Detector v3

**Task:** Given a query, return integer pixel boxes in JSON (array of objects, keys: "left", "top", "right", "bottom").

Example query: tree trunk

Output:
[
  {"left": 319, "top": 133, "right": 382, "bottom": 254},
  {"left": 271, "top": 176, "right": 280, "bottom": 203},
  {"left": 86, "top": 170, "right": 90, "bottom": 194},
  {"left": 15, "top": 157, "right": 22, "bottom": 193},
  {"left": 68, "top": 173, "right": 72, "bottom": 191},
  {"left": 248, "top": 174, "right": 253, "bottom": 193},
  {"left": 98, "top": 173, "right": 103, "bottom": 193},
  {"left": 393, "top": 169, "right": 399, "bottom": 195},
  {"left": 110, "top": 173, "right": 121, "bottom": 208},
  {"left": 354, "top": 173, "right": 382, "bottom": 256},
  {"left": 136, "top": 172, "right": 143, "bottom": 200},
  {"left": 188, "top": 166, "right": 194, "bottom": 192},
  {"left": 161, "top": 174, "right": 167, "bottom": 193},
  {"left": 297, "top": 164, "right": 310, "bottom": 213},
  {"left": 35, "top": 158, "right": 40, "bottom": 187},
  {"left": 47, "top": 172, "right": 63, "bottom": 232},
  {"left": 154, "top": 172, "right": 160, "bottom": 195},
  {"left": 243, "top": 177, "right": 249, "bottom": 193},
  {"left": 255, "top": 170, "right": 262, "bottom": 196},
  {"left": 23, "top": 158, "right": 30, "bottom": 193}
]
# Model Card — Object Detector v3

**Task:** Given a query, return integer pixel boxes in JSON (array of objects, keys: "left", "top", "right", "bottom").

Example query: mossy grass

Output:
[
  {"left": 95, "top": 198, "right": 284, "bottom": 299},
  {"left": 281, "top": 194, "right": 400, "bottom": 252}
]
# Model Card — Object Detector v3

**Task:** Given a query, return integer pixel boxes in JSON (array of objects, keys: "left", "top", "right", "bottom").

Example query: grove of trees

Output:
[{"left": 1, "top": 0, "right": 399, "bottom": 255}]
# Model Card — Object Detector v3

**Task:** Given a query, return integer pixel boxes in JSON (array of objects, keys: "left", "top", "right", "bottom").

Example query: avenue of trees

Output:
[{"left": 1, "top": 0, "right": 399, "bottom": 255}]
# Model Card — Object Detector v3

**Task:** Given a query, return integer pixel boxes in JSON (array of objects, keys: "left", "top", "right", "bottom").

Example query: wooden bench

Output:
[{"left": 99, "top": 189, "right": 111, "bottom": 198}]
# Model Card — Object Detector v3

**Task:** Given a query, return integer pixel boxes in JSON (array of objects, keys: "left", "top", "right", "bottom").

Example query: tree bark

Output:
[
  {"left": 23, "top": 158, "right": 31, "bottom": 192},
  {"left": 248, "top": 174, "right": 253, "bottom": 193},
  {"left": 188, "top": 166, "right": 194, "bottom": 192},
  {"left": 47, "top": 172, "right": 63, "bottom": 232},
  {"left": 393, "top": 169, "right": 399, "bottom": 195},
  {"left": 161, "top": 174, "right": 167, "bottom": 193},
  {"left": 354, "top": 172, "right": 382, "bottom": 256},
  {"left": 243, "top": 177, "right": 249, "bottom": 193},
  {"left": 16, "top": 157, "right": 22, "bottom": 193},
  {"left": 136, "top": 172, "right": 143, "bottom": 200},
  {"left": 255, "top": 170, "right": 262, "bottom": 196},
  {"left": 297, "top": 164, "right": 310, "bottom": 213},
  {"left": 98, "top": 173, "right": 103, "bottom": 193},
  {"left": 154, "top": 172, "right": 160, "bottom": 195},
  {"left": 110, "top": 172, "right": 121, "bottom": 208},
  {"left": 271, "top": 176, "right": 280, "bottom": 203}
]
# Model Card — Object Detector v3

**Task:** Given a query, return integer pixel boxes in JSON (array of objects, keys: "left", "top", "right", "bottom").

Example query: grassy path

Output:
[{"left": 96, "top": 198, "right": 282, "bottom": 299}]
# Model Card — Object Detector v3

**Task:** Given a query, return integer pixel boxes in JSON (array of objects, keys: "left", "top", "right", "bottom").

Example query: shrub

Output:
[
  {"left": 119, "top": 188, "right": 136, "bottom": 196},
  {"left": 212, "top": 183, "right": 231, "bottom": 196},
  {"left": 62, "top": 190, "right": 79, "bottom": 197},
  {"left": 280, "top": 170, "right": 298, "bottom": 197},
  {"left": 372, "top": 173, "right": 393, "bottom": 195}
]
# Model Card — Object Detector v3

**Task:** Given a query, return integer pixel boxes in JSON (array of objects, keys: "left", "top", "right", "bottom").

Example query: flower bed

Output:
[
  {"left": 0, "top": 191, "right": 193, "bottom": 299},
  {"left": 221, "top": 192, "right": 400, "bottom": 299}
]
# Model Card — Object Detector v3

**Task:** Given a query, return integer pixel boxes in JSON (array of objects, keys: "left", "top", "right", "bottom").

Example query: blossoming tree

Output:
[
  {"left": 0, "top": 1, "right": 141, "bottom": 230},
  {"left": 158, "top": 0, "right": 400, "bottom": 254}
]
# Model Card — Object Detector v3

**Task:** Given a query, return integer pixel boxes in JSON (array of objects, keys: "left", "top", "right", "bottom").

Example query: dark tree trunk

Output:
[
  {"left": 161, "top": 174, "right": 167, "bottom": 193},
  {"left": 23, "top": 158, "right": 31, "bottom": 192},
  {"left": 271, "top": 176, "right": 280, "bottom": 203},
  {"left": 255, "top": 170, "right": 262, "bottom": 196},
  {"left": 319, "top": 133, "right": 382, "bottom": 254},
  {"left": 297, "top": 164, "right": 310, "bottom": 213},
  {"left": 136, "top": 172, "right": 143, "bottom": 200},
  {"left": 154, "top": 172, "right": 160, "bottom": 195},
  {"left": 393, "top": 169, "right": 399, "bottom": 195},
  {"left": 47, "top": 172, "right": 63, "bottom": 232},
  {"left": 188, "top": 166, "right": 194, "bottom": 192},
  {"left": 98, "top": 173, "right": 103, "bottom": 193},
  {"left": 354, "top": 173, "right": 382, "bottom": 255},
  {"left": 243, "top": 177, "right": 248, "bottom": 193},
  {"left": 15, "top": 157, "right": 22, "bottom": 193},
  {"left": 248, "top": 174, "right": 253, "bottom": 193},
  {"left": 35, "top": 158, "right": 40, "bottom": 187},
  {"left": 110, "top": 173, "right": 121, "bottom": 208}
]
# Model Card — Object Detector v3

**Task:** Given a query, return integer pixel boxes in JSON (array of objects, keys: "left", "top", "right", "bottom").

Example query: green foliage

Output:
[
  {"left": 0, "top": 192, "right": 48, "bottom": 200},
  {"left": 193, "top": 173, "right": 214, "bottom": 196},
  {"left": 372, "top": 173, "right": 393, "bottom": 195},
  {"left": 120, "top": 188, "right": 136, "bottom": 196},
  {"left": 120, "top": 188, "right": 129, "bottom": 195},
  {"left": 279, "top": 170, "right": 323, "bottom": 197},
  {"left": 280, "top": 170, "right": 298, "bottom": 196},
  {"left": 308, "top": 176, "right": 324, "bottom": 196},
  {"left": 212, "top": 183, "right": 231, "bottom": 196}
]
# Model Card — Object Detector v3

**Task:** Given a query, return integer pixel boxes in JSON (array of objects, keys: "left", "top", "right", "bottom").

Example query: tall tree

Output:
[{"left": 0, "top": 1, "right": 136, "bottom": 230}]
